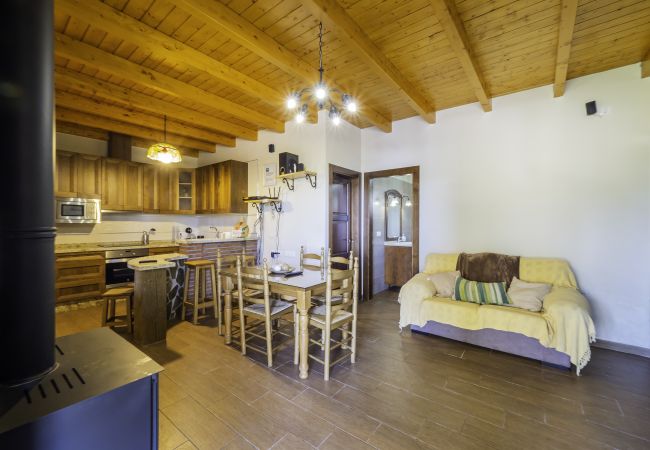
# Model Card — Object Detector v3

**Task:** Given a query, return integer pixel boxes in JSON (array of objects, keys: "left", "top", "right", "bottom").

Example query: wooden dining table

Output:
[{"left": 219, "top": 268, "right": 327, "bottom": 379}]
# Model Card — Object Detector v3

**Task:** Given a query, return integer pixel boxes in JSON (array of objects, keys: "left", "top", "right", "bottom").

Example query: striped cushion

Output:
[{"left": 454, "top": 277, "right": 511, "bottom": 305}]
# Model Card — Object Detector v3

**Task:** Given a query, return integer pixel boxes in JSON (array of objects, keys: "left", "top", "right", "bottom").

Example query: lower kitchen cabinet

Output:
[{"left": 55, "top": 253, "right": 106, "bottom": 303}]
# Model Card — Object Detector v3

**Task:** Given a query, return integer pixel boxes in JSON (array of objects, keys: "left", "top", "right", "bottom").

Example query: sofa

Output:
[{"left": 399, "top": 253, "right": 596, "bottom": 374}]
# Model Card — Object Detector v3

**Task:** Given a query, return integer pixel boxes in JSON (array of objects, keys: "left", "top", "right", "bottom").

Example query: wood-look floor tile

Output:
[
  {"left": 159, "top": 373, "right": 188, "bottom": 409},
  {"left": 292, "top": 388, "right": 379, "bottom": 441},
  {"left": 206, "top": 365, "right": 269, "bottom": 403},
  {"left": 251, "top": 391, "right": 335, "bottom": 447},
  {"left": 162, "top": 397, "right": 237, "bottom": 450},
  {"left": 271, "top": 432, "right": 314, "bottom": 450},
  {"left": 275, "top": 361, "right": 346, "bottom": 397},
  {"left": 319, "top": 429, "right": 377, "bottom": 450},
  {"left": 174, "top": 441, "right": 197, "bottom": 450},
  {"left": 331, "top": 366, "right": 383, "bottom": 393},
  {"left": 204, "top": 391, "right": 286, "bottom": 449},
  {"left": 460, "top": 417, "right": 543, "bottom": 450},
  {"left": 332, "top": 385, "right": 427, "bottom": 436},
  {"left": 367, "top": 424, "right": 433, "bottom": 450},
  {"left": 249, "top": 364, "right": 307, "bottom": 400},
  {"left": 220, "top": 435, "right": 256, "bottom": 450},
  {"left": 159, "top": 411, "right": 188, "bottom": 450},
  {"left": 417, "top": 419, "right": 486, "bottom": 450},
  {"left": 582, "top": 403, "right": 650, "bottom": 441}
]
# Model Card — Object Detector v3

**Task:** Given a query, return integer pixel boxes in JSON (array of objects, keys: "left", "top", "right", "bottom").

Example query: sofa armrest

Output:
[{"left": 398, "top": 273, "right": 436, "bottom": 329}]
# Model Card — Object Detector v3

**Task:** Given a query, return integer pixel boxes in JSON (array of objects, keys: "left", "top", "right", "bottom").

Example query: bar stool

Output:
[
  {"left": 101, "top": 287, "right": 134, "bottom": 333},
  {"left": 182, "top": 259, "right": 218, "bottom": 325}
]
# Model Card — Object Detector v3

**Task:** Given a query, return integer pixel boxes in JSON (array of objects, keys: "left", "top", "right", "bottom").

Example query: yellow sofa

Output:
[{"left": 399, "top": 253, "right": 596, "bottom": 374}]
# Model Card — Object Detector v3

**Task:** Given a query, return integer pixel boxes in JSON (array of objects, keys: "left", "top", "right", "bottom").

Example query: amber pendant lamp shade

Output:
[{"left": 147, "top": 115, "right": 182, "bottom": 164}]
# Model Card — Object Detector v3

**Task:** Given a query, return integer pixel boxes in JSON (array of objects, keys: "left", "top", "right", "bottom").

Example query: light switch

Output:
[{"left": 376, "top": 231, "right": 382, "bottom": 237}]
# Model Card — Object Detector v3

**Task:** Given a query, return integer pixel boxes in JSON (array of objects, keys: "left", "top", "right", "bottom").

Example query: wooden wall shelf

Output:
[
  {"left": 243, "top": 198, "right": 282, "bottom": 213},
  {"left": 277, "top": 170, "right": 317, "bottom": 191}
]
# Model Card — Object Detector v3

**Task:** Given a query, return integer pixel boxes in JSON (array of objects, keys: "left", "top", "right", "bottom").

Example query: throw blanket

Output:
[
  {"left": 398, "top": 276, "right": 596, "bottom": 375},
  {"left": 456, "top": 252, "right": 519, "bottom": 288}
]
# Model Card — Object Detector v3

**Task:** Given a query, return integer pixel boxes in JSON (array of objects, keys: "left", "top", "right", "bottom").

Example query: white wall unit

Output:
[{"left": 361, "top": 64, "right": 650, "bottom": 350}]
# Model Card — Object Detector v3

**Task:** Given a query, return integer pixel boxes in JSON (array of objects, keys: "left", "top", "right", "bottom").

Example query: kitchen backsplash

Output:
[{"left": 55, "top": 213, "right": 255, "bottom": 244}]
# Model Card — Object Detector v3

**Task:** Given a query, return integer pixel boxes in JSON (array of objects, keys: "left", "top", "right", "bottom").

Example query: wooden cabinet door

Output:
[
  {"left": 196, "top": 165, "right": 216, "bottom": 213},
  {"left": 143, "top": 164, "right": 159, "bottom": 213},
  {"left": 157, "top": 167, "right": 175, "bottom": 213},
  {"left": 76, "top": 154, "right": 102, "bottom": 199},
  {"left": 214, "top": 162, "right": 229, "bottom": 214},
  {"left": 55, "top": 253, "right": 105, "bottom": 303},
  {"left": 101, "top": 158, "right": 123, "bottom": 210},
  {"left": 122, "top": 162, "right": 144, "bottom": 211},
  {"left": 384, "top": 246, "right": 412, "bottom": 287},
  {"left": 228, "top": 160, "right": 248, "bottom": 214},
  {"left": 55, "top": 151, "right": 77, "bottom": 198},
  {"left": 177, "top": 169, "right": 195, "bottom": 214}
]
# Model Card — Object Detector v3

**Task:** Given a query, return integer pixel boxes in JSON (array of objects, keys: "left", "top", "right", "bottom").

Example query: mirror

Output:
[{"left": 385, "top": 189, "right": 402, "bottom": 240}]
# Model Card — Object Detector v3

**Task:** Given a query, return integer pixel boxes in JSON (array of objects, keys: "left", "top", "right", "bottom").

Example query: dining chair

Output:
[
  {"left": 308, "top": 257, "right": 359, "bottom": 380},
  {"left": 300, "top": 246, "right": 325, "bottom": 271},
  {"left": 217, "top": 248, "right": 257, "bottom": 337},
  {"left": 236, "top": 258, "right": 298, "bottom": 367}
]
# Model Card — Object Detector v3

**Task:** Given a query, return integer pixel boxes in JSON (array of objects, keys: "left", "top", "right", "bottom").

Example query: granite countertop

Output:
[
  {"left": 127, "top": 253, "right": 189, "bottom": 271},
  {"left": 175, "top": 236, "right": 258, "bottom": 244},
  {"left": 55, "top": 241, "right": 179, "bottom": 254}
]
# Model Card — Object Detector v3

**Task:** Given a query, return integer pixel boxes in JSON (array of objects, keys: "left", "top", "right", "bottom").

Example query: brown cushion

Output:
[{"left": 456, "top": 252, "right": 519, "bottom": 288}]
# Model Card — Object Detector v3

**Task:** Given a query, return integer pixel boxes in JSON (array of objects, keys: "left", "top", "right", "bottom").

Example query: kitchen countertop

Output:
[
  {"left": 55, "top": 237, "right": 258, "bottom": 254},
  {"left": 128, "top": 253, "right": 188, "bottom": 271},
  {"left": 175, "top": 236, "right": 258, "bottom": 244}
]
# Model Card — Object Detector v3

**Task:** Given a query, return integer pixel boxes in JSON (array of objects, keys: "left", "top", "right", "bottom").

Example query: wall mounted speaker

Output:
[
  {"left": 268, "top": 144, "right": 275, "bottom": 153},
  {"left": 585, "top": 101, "right": 597, "bottom": 116}
]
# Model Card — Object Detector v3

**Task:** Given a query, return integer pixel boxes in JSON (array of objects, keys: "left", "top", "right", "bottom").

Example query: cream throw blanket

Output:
[{"left": 399, "top": 255, "right": 596, "bottom": 375}]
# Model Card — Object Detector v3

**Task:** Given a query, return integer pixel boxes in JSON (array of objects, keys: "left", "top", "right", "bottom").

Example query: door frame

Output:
[
  {"left": 328, "top": 164, "right": 361, "bottom": 281},
  {"left": 363, "top": 166, "right": 420, "bottom": 300}
]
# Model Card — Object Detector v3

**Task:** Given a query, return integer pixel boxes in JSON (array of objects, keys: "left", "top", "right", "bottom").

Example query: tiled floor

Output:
[{"left": 56, "top": 291, "right": 650, "bottom": 450}]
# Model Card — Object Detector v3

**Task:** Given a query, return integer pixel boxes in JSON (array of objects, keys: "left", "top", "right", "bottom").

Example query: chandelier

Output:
[
  {"left": 147, "top": 115, "right": 182, "bottom": 164},
  {"left": 286, "top": 22, "right": 357, "bottom": 125}
]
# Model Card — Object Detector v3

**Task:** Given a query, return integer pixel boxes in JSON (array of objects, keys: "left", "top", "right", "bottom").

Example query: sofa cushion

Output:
[
  {"left": 456, "top": 252, "right": 519, "bottom": 288},
  {"left": 424, "top": 253, "right": 459, "bottom": 274},
  {"left": 454, "top": 277, "right": 511, "bottom": 305},
  {"left": 519, "top": 257, "right": 578, "bottom": 289},
  {"left": 507, "top": 277, "right": 551, "bottom": 312},
  {"left": 428, "top": 271, "right": 459, "bottom": 297}
]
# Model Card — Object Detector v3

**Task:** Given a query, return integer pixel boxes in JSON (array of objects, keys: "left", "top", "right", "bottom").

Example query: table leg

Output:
[
  {"left": 297, "top": 290, "right": 311, "bottom": 379},
  {"left": 224, "top": 288, "right": 232, "bottom": 345}
]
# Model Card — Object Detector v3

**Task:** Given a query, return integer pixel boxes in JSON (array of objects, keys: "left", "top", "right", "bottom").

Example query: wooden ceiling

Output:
[{"left": 54, "top": 0, "right": 650, "bottom": 154}]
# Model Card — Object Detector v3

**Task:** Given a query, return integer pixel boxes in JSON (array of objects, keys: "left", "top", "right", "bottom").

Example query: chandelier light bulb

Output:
[
  {"left": 286, "top": 95, "right": 298, "bottom": 109},
  {"left": 342, "top": 94, "right": 357, "bottom": 113},
  {"left": 315, "top": 84, "right": 327, "bottom": 100},
  {"left": 295, "top": 112, "right": 305, "bottom": 123},
  {"left": 332, "top": 115, "right": 341, "bottom": 126}
]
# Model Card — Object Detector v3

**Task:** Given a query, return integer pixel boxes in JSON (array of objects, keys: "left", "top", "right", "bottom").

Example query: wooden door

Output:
[
  {"left": 55, "top": 151, "right": 77, "bottom": 198},
  {"left": 122, "top": 162, "right": 144, "bottom": 211},
  {"left": 143, "top": 164, "right": 159, "bottom": 213},
  {"left": 101, "top": 158, "right": 123, "bottom": 210},
  {"left": 330, "top": 173, "right": 352, "bottom": 258},
  {"left": 76, "top": 154, "right": 102, "bottom": 199}
]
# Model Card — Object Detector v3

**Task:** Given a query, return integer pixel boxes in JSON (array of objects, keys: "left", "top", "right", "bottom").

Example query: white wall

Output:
[{"left": 361, "top": 64, "right": 650, "bottom": 350}]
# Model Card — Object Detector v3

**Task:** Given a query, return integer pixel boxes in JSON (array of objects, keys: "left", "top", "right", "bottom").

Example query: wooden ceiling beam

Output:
[
  {"left": 302, "top": 0, "right": 436, "bottom": 123},
  {"left": 57, "top": 0, "right": 284, "bottom": 106},
  {"left": 55, "top": 66, "right": 257, "bottom": 141},
  {"left": 55, "top": 33, "right": 284, "bottom": 133},
  {"left": 55, "top": 107, "right": 216, "bottom": 155},
  {"left": 430, "top": 0, "right": 491, "bottom": 112},
  {"left": 642, "top": 49, "right": 650, "bottom": 78},
  {"left": 56, "top": 90, "right": 234, "bottom": 148},
  {"left": 55, "top": 121, "right": 200, "bottom": 158},
  {"left": 176, "top": 0, "right": 391, "bottom": 133},
  {"left": 553, "top": 0, "right": 579, "bottom": 97}
]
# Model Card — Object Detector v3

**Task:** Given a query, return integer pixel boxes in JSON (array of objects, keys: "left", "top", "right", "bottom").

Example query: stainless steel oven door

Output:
[{"left": 105, "top": 258, "right": 135, "bottom": 288}]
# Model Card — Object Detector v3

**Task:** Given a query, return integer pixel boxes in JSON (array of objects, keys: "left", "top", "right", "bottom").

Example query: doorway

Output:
[
  {"left": 363, "top": 166, "right": 420, "bottom": 300},
  {"left": 329, "top": 164, "right": 361, "bottom": 274}
]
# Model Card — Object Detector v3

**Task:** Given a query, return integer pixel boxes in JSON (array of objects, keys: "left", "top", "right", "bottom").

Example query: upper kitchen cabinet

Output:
[
  {"left": 215, "top": 160, "right": 248, "bottom": 214},
  {"left": 143, "top": 164, "right": 159, "bottom": 213},
  {"left": 176, "top": 169, "right": 195, "bottom": 214},
  {"left": 101, "top": 158, "right": 143, "bottom": 212},
  {"left": 55, "top": 151, "right": 101, "bottom": 199},
  {"left": 158, "top": 167, "right": 195, "bottom": 214},
  {"left": 196, "top": 165, "right": 216, "bottom": 214}
]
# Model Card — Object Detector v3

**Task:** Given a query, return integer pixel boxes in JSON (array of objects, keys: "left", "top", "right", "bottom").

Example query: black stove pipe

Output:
[{"left": 0, "top": 0, "right": 55, "bottom": 385}]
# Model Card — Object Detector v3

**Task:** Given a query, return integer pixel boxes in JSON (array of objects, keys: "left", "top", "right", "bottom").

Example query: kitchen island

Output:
[{"left": 128, "top": 253, "right": 188, "bottom": 345}]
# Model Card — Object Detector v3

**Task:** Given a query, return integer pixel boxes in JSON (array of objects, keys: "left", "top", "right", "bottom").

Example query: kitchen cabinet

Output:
[
  {"left": 158, "top": 167, "right": 195, "bottom": 214},
  {"left": 384, "top": 245, "right": 412, "bottom": 287},
  {"left": 215, "top": 160, "right": 248, "bottom": 214},
  {"left": 149, "top": 246, "right": 179, "bottom": 255},
  {"left": 55, "top": 151, "right": 101, "bottom": 199},
  {"left": 143, "top": 164, "right": 159, "bottom": 213},
  {"left": 177, "top": 169, "right": 195, "bottom": 214},
  {"left": 101, "top": 158, "right": 143, "bottom": 211},
  {"left": 55, "top": 151, "right": 78, "bottom": 198},
  {"left": 55, "top": 253, "right": 106, "bottom": 303},
  {"left": 196, "top": 165, "right": 216, "bottom": 213}
]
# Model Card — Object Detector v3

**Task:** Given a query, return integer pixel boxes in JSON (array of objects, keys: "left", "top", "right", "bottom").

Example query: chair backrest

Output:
[
  {"left": 236, "top": 257, "right": 270, "bottom": 309},
  {"left": 322, "top": 257, "right": 358, "bottom": 321},
  {"left": 328, "top": 248, "right": 353, "bottom": 270},
  {"left": 300, "top": 246, "right": 325, "bottom": 271}
]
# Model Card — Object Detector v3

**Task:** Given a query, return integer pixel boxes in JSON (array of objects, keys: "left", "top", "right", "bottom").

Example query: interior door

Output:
[{"left": 330, "top": 173, "right": 352, "bottom": 258}]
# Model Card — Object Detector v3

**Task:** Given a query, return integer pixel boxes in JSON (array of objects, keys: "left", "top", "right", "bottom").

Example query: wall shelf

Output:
[
  {"left": 278, "top": 170, "right": 317, "bottom": 191},
  {"left": 244, "top": 197, "right": 282, "bottom": 214}
]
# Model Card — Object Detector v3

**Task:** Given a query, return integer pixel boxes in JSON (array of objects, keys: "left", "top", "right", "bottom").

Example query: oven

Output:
[
  {"left": 105, "top": 248, "right": 149, "bottom": 288},
  {"left": 56, "top": 197, "right": 101, "bottom": 224}
]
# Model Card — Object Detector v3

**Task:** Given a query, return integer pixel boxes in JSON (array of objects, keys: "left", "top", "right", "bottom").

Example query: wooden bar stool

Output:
[
  {"left": 101, "top": 287, "right": 134, "bottom": 334},
  {"left": 182, "top": 259, "right": 218, "bottom": 325}
]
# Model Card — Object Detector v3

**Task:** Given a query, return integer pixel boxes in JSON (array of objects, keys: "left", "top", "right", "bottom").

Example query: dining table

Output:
[{"left": 219, "top": 267, "right": 327, "bottom": 379}]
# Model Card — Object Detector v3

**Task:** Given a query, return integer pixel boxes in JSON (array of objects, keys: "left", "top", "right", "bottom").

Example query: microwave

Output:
[{"left": 55, "top": 198, "right": 101, "bottom": 224}]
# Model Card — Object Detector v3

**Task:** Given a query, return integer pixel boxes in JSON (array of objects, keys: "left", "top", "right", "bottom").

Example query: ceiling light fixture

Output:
[
  {"left": 147, "top": 115, "right": 182, "bottom": 164},
  {"left": 286, "top": 22, "right": 358, "bottom": 126}
]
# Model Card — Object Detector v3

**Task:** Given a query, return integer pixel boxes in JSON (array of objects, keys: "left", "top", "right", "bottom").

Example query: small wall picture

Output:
[{"left": 264, "top": 162, "right": 277, "bottom": 187}]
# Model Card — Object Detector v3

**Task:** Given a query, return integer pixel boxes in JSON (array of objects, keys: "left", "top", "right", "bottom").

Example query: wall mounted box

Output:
[{"left": 278, "top": 152, "right": 299, "bottom": 174}]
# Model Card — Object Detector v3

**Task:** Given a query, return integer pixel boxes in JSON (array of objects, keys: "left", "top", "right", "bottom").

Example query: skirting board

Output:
[{"left": 592, "top": 340, "right": 650, "bottom": 358}]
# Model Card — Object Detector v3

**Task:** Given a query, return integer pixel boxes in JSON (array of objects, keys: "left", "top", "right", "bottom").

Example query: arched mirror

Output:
[{"left": 385, "top": 189, "right": 402, "bottom": 241}]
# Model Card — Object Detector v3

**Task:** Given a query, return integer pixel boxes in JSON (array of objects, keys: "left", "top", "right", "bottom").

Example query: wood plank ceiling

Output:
[{"left": 54, "top": 0, "right": 650, "bottom": 155}]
